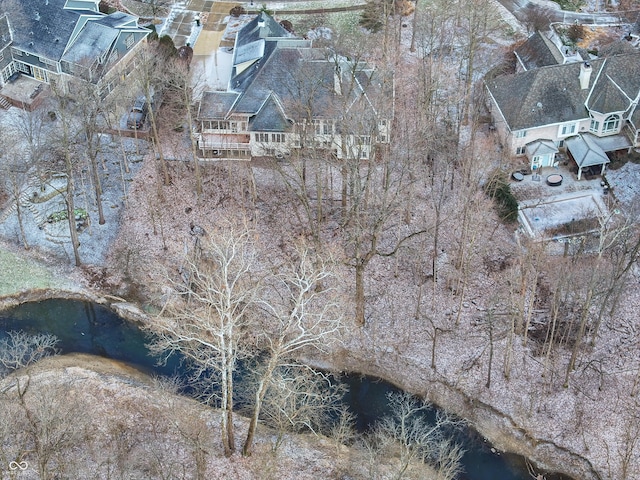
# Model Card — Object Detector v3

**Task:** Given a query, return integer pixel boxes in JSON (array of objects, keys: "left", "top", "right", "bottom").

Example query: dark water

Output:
[{"left": 0, "top": 299, "right": 574, "bottom": 480}]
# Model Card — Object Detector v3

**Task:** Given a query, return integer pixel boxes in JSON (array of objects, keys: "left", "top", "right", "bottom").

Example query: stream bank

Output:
[{"left": 0, "top": 292, "right": 586, "bottom": 480}]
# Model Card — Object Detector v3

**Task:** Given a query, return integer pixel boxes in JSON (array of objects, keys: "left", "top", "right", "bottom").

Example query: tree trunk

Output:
[
  {"left": 185, "top": 88, "right": 202, "bottom": 197},
  {"left": 14, "top": 192, "right": 29, "bottom": 250},
  {"left": 65, "top": 155, "right": 81, "bottom": 267},
  {"left": 88, "top": 154, "right": 105, "bottom": 225},
  {"left": 355, "top": 262, "right": 366, "bottom": 326},
  {"left": 243, "top": 355, "right": 278, "bottom": 456}
]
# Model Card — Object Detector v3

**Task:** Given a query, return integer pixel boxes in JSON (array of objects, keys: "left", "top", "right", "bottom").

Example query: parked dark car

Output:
[{"left": 127, "top": 96, "right": 148, "bottom": 129}]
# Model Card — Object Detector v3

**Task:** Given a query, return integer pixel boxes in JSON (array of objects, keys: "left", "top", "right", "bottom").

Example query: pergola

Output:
[{"left": 564, "top": 134, "right": 630, "bottom": 180}]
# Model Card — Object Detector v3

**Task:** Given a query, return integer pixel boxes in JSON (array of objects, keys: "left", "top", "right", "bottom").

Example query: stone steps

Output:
[{"left": 0, "top": 95, "right": 11, "bottom": 110}]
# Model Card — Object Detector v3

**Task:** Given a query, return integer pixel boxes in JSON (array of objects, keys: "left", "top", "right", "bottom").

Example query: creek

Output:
[{"left": 0, "top": 299, "right": 574, "bottom": 480}]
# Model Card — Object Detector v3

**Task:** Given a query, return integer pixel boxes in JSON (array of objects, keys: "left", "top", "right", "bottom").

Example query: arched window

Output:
[{"left": 603, "top": 114, "right": 620, "bottom": 133}]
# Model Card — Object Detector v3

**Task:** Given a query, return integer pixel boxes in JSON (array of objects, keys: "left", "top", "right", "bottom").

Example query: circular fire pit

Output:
[{"left": 546, "top": 174, "right": 563, "bottom": 186}]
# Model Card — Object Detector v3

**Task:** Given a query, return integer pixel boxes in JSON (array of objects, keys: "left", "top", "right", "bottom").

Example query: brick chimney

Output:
[{"left": 579, "top": 62, "right": 592, "bottom": 90}]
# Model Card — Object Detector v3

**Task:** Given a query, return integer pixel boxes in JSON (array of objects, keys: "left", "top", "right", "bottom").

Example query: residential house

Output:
[
  {"left": 486, "top": 51, "right": 640, "bottom": 179},
  {"left": 0, "top": 0, "right": 149, "bottom": 103},
  {"left": 196, "top": 12, "right": 392, "bottom": 160}
]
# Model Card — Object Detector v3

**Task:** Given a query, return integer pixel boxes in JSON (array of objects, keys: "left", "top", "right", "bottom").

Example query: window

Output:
[
  {"left": 255, "top": 133, "right": 269, "bottom": 142},
  {"left": 590, "top": 119, "right": 600, "bottom": 133},
  {"left": 603, "top": 114, "right": 620, "bottom": 133},
  {"left": 271, "top": 133, "right": 285, "bottom": 143},
  {"left": 0, "top": 51, "right": 4, "bottom": 62},
  {"left": 516, "top": 146, "right": 526, "bottom": 155},
  {"left": 557, "top": 140, "right": 564, "bottom": 148},
  {"left": 559, "top": 123, "right": 577, "bottom": 136},
  {"left": 516, "top": 130, "right": 527, "bottom": 138},
  {"left": 39, "top": 56, "right": 56, "bottom": 67},
  {"left": 125, "top": 34, "right": 135, "bottom": 49},
  {"left": 1, "top": 62, "right": 16, "bottom": 82},
  {"left": 16, "top": 62, "right": 30, "bottom": 74}
]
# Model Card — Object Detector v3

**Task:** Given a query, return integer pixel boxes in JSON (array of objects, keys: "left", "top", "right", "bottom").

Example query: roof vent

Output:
[
  {"left": 34, "top": 11, "right": 40, "bottom": 21},
  {"left": 536, "top": 102, "right": 542, "bottom": 109}
]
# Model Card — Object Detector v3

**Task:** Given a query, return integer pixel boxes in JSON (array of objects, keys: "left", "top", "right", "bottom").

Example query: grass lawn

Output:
[{"left": 0, "top": 247, "right": 62, "bottom": 296}]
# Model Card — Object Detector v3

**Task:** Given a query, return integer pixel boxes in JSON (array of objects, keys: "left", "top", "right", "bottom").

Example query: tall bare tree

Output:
[
  {"left": 148, "top": 224, "right": 260, "bottom": 456},
  {"left": 49, "top": 83, "right": 83, "bottom": 266},
  {"left": 242, "top": 246, "right": 344, "bottom": 455}
]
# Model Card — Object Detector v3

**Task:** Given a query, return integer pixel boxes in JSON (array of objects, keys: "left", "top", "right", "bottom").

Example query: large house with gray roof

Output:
[
  {"left": 486, "top": 51, "right": 640, "bottom": 179},
  {"left": 0, "top": 0, "right": 148, "bottom": 101},
  {"left": 196, "top": 12, "right": 392, "bottom": 160}
]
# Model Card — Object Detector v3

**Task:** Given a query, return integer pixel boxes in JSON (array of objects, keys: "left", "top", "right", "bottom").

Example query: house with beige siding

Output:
[
  {"left": 196, "top": 12, "right": 392, "bottom": 161},
  {"left": 486, "top": 51, "right": 640, "bottom": 179}
]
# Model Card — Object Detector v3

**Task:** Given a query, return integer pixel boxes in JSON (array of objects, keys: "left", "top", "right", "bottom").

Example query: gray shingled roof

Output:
[
  {"left": 598, "top": 40, "right": 637, "bottom": 57},
  {"left": 198, "top": 91, "right": 239, "bottom": 119},
  {"left": 235, "top": 11, "right": 291, "bottom": 49},
  {"left": 95, "top": 11, "right": 137, "bottom": 28},
  {"left": 233, "top": 48, "right": 339, "bottom": 119},
  {"left": 9, "top": 0, "right": 145, "bottom": 62},
  {"left": 488, "top": 52, "right": 640, "bottom": 132},
  {"left": 515, "top": 32, "right": 560, "bottom": 71},
  {"left": 202, "top": 13, "right": 386, "bottom": 133},
  {"left": 565, "top": 134, "right": 610, "bottom": 168},
  {"left": 487, "top": 61, "right": 593, "bottom": 131},
  {"left": 0, "top": 15, "right": 11, "bottom": 50},
  {"left": 525, "top": 139, "right": 558, "bottom": 157},
  {"left": 62, "top": 22, "right": 118, "bottom": 64},
  {"left": 249, "top": 93, "right": 292, "bottom": 131},
  {"left": 11, "top": 0, "right": 80, "bottom": 59},
  {"left": 587, "top": 54, "right": 640, "bottom": 114}
]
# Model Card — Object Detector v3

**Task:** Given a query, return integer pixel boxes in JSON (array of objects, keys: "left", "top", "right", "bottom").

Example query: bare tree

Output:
[
  {"left": 10, "top": 376, "right": 89, "bottom": 479},
  {"left": 49, "top": 83, "right": 83, "bottom": 266},
  {"left": 148, "top": 224, "right": 261, "bottom": 456},
  {"left": 132, "top": 42, "right": 171, "bottom": 187},
  {"left": 520, "top": 5, "right": 553, "bottom": 34},
  {"left": 257, "top": 365, "right": 347, "bottom": 453},
  {"left": 67, "top": 76, "right": 114, "bottom": 225},
  {"left": 364, "top": 391, "right": 464, "bottom": 480},
  {"left": 0, "top": 331, "right": 59, "bottom": 377},
  {"left": 242, "top": 246, "right": 344, "bottom": 455}
]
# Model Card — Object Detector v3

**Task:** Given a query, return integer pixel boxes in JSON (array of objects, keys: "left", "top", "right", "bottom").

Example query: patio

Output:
[
  {"left": 0, "top": 74, "right": 48, "bottom": 111},
  {"left": 509, "top": 163, "right": 612, "bottom": 239}
]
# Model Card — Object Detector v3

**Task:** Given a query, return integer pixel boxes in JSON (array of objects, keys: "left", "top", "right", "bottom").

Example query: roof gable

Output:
[
  {"left": 62, "top": 21, "right": 117, "bottom": 64},
  {"left": 0, "top": 14, "right": 11, "bottom": 50},
  {"left": 515, "top": 32, "right": 561, "bottom": 71},
  {"left": 487, "top": 61, "right": 593, "bottom": 131},
  {"left": 198, "top": 91, "right": 239, "bottom": 119},
  {"left": 249, "top": 92, "right": 292, "bottom": 131},
  {"left": 7, "top": 0, "right": 146, "bottom": 62}
]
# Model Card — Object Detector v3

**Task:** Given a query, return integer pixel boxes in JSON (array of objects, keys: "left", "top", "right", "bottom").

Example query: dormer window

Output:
[
  {"left": 590, "top": 119, "right": 600, "bottom": 133},
  {"left": 603, "top": 114, "right": 620, "bottom": 133}
]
